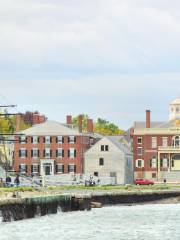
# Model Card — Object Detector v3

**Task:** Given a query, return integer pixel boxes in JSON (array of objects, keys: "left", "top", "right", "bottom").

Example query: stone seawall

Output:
[{"left": 1, "top": 190, "right": 180, "bottom": 222}]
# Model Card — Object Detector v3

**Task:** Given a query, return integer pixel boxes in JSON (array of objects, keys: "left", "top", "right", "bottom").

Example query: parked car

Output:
[{"left": 134, "top": 179, "right": 154, "bottom": 185}]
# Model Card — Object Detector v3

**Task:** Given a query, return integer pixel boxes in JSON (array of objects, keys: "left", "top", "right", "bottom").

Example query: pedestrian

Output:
[
  {"left": 14, "top": 174, "right": 20, "bottom": 187},
  {"left": 6, "top": 176, "right": 12, "bottom": 187}
]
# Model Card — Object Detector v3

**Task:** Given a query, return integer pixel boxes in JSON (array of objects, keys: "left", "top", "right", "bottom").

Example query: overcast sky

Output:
[{"left": 0, "top": 0, "right": 180, "bottom": 129}]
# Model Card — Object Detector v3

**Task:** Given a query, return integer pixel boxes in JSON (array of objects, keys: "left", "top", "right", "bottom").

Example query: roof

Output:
[
  {"left": 171, "top": 98, "right": 180, "bottom": 105},
  {"left": 134, "top": 120, "right": 179, "bottom": 129},
  {"left": 106, "top": 136, "right": 132, "bottom": 155},
  {"left": 17, "top": 120, "right": 81, "bottom": 136}
]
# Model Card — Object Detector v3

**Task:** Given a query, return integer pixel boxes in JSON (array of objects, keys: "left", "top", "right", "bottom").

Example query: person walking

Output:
[{"left": 14, "top": 174, "right": 20, "bottom": 187}]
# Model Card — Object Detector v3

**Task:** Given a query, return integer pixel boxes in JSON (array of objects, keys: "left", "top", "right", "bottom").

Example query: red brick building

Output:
[
  {"left": 132, "top": 98, "right": 180, "bottom": 182},
  {"left": 13, "top": 117, "right": 99, "bottom": 176}
]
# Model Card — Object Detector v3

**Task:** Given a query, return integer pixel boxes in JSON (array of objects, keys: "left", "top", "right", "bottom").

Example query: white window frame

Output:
[
  {"left": 69, "top": 136, "right": 75, "bottom": 144},
  {"left": 57, "top": 164, "right": 63, "bottom": 173},
  {"left": 57, "top": 136, "right": 63, "bottom": 144},
  {"left": 32, "top": 164, "right": 38, "bottom": 174},
  {"left": 137, "top": 147, "right": 142, "bottom": 156},
  {"left": 45, "top": 148, "right": 50, "bottom": 158},
  {"left": 136, "top": 159, "right": 144, "bottom": 168},
  {"left": 32, "top": 148, "right": 38, "bottom": 158},
  {"left": 163, "top": 158, "right": 168, "bottom": 168},
  {"left": 152, "top": 137, "right": 157, "bottom": 148},
  {"left": 20, "top": 148, "right": 26, "bottom": 158},
  {"left": 151, "top": 158, "right": 157, "bottom": 168},
  {"left": 162, "top": 137, "right": 168, "bottom": 147},
  {"left": 69, "top": 148, "right": 75, "bottom": 158},
  {"left": 137, "top": 137, "right": 142, "bottom": 144},
  {"left": 20, "top": 136, "right": 26, "bottom": 144},
  {"left": 45, "top": 136, "right": 50, "bottom": 144},
  {"left": 57, "top": 148, "right": 63, "bottom": 158},
  {"left": 32, "top": 136, "right": 38, "bottom": 144},
  {"left": 20, "top": 164, "right": 26, "bottom": 173},
  {"left": 68, "top": 164, "right": 75, "bottom": 173}
]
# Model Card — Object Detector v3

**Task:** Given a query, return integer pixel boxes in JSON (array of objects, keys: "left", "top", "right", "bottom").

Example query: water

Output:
[{"left": 0, "top": 204, "right": 180, "bottom": 240}]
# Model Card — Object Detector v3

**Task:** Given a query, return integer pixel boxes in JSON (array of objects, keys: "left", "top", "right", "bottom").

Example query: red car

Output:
[{"left": 134, "top": 179, "right": 154, "bottom": 185}]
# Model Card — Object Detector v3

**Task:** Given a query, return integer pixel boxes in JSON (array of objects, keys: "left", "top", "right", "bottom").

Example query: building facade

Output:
[
  {"left": 133, "top": 98, "right": 180, "bottom": 182},
  {"left": 84, "top": 136, "right": 133, "bottom": 185},
  {"left": 13, "top": 119, "right": 99, "bottom": 176}
]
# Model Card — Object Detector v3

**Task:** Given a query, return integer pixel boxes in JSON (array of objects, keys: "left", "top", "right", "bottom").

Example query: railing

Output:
[{"left": 158, "top": 146, "right": 180, "bottom": 151}]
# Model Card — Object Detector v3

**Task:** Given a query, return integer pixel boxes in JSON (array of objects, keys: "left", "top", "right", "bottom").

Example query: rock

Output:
[{"left": 91, "top": 202, "right": 102, "bottom": 208}]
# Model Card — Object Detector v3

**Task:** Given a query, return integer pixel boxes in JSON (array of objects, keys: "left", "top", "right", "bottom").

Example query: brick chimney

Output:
[
  {"left": 78, "top": 115, "right": 83, "bottom": 133},
  {"left": 87, "top": 119, "right": 94, "bottom": 133},
  {"left": 16, "top": 114, "right": 21, "bottom": 132},
  {"left": 146, "top": 110, "right": 151, "bottom": 128},
  {"left": 66, "top": 115, "right": 72, "bottom": 124}
]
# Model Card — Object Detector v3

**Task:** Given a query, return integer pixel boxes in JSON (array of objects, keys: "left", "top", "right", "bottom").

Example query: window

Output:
[
  {"left": 173, "top": 136, "right": 180, "bottom": 147},
  {"left": 56, "top": 148, "right": 64, "bottom": 158},
  {"left": 150, "top": 157, "right": 157, "bottom": 168},
  {"left": 32, "top": 164, "right": 39, "bottom": 174},
  {"left": 99, "top": 158, "right": 104, "bottom": 166},
  {"left": 137, "top": 147, "right": 142, "bottom": 156},
  {"left": 19, "top": 149, "right": 27, "bottom": 158},
  {"left": 137, "top": 137, "right": 142, "bottom": 144},
  {"left": 19, "top": 164, "right": 27, "bottom": 174},
  {"left": 151, "top": 137, "right": 157, "bottom": 148},
  {"left": 152, "top": 173, "right": 156, "bottom": 178},
  {"left": 44, "top": 148, "right": 51, "bottom": 158},
  {"left": 20, "top": 136, "right": 26, "bottom": 144},
  {"left": 45, "top": 136, "right": 51, "bottom": 144},
  {"left": 101, "top": 145, "right": 109, "bottom": 151},
  {"left": 162, "top": 137, "right": 168, "bottom": 147},
  {"left": 32, "top": 136, "right": 38, "bottom": 144},
  {"left": 68, "top": 136, "right": 76, "bottom": 144},
  {"left": 136, "top": 159, "right": 144, "bottom": 168},
  {"left": 56, "top": 164, "right": 64, "bottom": 173},
  {"left": 68, "top": 148, "right": 76, "bottom": 158},
  {"left": 68, "top": 164, "right": 76, "bottom": 173},
  {"left": 94, "top": 172, "right": 98, "bottom": 177},
  {"left": 56, "top": 136, "right": 63, "bottom": 144},
  {"left": 90, "top": 138, "right": 94, "bottom": 146},
  {"left": 32, "top": 149, "right": 39, "bottom": 158},
  {"left": 163, "top": 158, "right": 168, "bottom": 167}
]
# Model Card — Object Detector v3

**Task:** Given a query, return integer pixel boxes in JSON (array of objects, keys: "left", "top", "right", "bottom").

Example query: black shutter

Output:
[
  {"left": 38, "top": 150, "right": 40, "bottom": 157},
  {"left": 56, "top": 137, "right": 58, "bottom": 143},
  {"left": 74, "top": 137, "right": 76, "bottom": 143},
  {"left": 74, "top": 165, "right": 76, "bottom": 173},
  {"left": 160, "top": 159, "right": 163, "bottom": 167},
  {"left": 56, "top": 149, "right": 58, "bottom": 157},
  {"left": 150, "top": 159, "right": 152, "bottom": 168},
  {"left": 62, "top": 137, "right": 64, "bottom": 143},
  {"left": 68, "top": 150, "right": 70, "bottom": 157},
  {"left": 31, "top": 165, "right": 33, "bottom": 173},
  {"left": 25, "top": 165, "right": 28, "bottom": 173},
  {"left": 38, "top": 165, "right": 40, "bottom": 173},
  {"left": 62, "top": 149, "right": 64, "bottom": 157},
  {"left": 19, "top": 150, "right": 21, "bottom": 157},
  {"left": 50, "top": 150, "right": 52, "bottom": 157},
  {"left": 38, "top": 137, "right": 40, "bottom": 143},
  {"left": 43, "top": 137, "right": 45, "bottom": 143},
  {"left": 50, "top": 137, "right": 52, "bottom": 143},
  {"left": 68, "top": 165, "right": 70, "bottom": 172},
  {"left": 31, "top": 137, "right": 33, "bottom": 143},
  {"left": 19, "top": 165, "right": 21, "bottom": 172},
  {"left": 31, "top": 150, "right": 33, "bottom": 157},
  {"left": 68, "top": 137, "right": 70, "bottom": 143},
  {"left": 56, "top": 165, "right": 58, "bottom": 173},
  {"left": 74, "top": 150, "right": 76, "bottom": 158},
  {"left": 62, "top": 165, "right": 64, "bottom": 173},
  {"left": 43, "top": 149, "right": 45, "bottom": 157}
]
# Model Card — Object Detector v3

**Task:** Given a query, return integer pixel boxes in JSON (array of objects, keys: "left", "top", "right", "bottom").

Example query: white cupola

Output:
[{"left": 169, "top": 98, "right": 180, "bottom": 120}]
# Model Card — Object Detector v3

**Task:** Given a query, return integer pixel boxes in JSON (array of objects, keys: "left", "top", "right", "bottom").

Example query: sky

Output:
[{"left": 0, "top": 0, "right": 180, "bottom": 129}]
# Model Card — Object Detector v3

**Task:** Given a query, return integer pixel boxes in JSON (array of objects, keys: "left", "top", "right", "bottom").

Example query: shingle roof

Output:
[
  {"left": 106, "top": 136, "right": 132, "bottom": 155},
  {"left": 17, "top": 120, "right": 81, "bottom": 136}
]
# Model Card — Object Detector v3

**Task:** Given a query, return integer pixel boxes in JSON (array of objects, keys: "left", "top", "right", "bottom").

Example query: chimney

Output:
[
  {"left": 146, "top": 110, "right": 151, "bottom": 128},
  {"left": 16, "top": 114, "right": 21, "bottom": 132},
  {"left": 87, "top": 119, "right": 94, "bottom": 133},
  {"left": 78, "top": 115, "right": 83, "bottom": 133},
  {"left": 66, "top": 115, "right": 72, "bottom": 124}
]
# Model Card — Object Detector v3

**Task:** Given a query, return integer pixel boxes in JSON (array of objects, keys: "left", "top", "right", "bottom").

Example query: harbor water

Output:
[{"left": 0, "top": 204, "right": 180, "bottom": 240}]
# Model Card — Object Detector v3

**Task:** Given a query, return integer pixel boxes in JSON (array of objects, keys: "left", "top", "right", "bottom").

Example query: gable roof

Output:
[{"left": 17, "top": 120, "right": 81, "bottom": 136}]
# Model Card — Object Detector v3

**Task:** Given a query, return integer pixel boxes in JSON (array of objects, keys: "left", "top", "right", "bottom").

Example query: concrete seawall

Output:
[{"left": 1, "top": 190, "right": 180, "bottom": 222}]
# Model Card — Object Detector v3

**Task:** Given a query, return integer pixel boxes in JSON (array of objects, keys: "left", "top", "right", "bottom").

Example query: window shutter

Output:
[
  {"left": 62, "top": 137, "right": 64, "bottom": 143},
  {"left": 26, "top": 165, "right": 28, "bottom": 173},
  {"left": 31, "top": 165, "right": 33, "bottom": 173},
  {"left": 26, "top": 150, "right": 28, "bottom": 157},
  {"left": 74, "top": 165, "right": 76, "bottom": 173},
  {"left": 50, "top": 150, "right": 52, "bottom": 157},
  {"left": 160, "top": 159, "right": 163, "bottom": 167},
  {"left": 68, "top": 137, "right": 70, "bottom": 143},
  {"left": 43, "top": 149, "right": 45, "bottom": 157},
  {"left": 19, "top": 150, "right": 21, "bottom": 157},
  {"left": 74, "top": 150, "right": 76, "bottom": 158},
  {"left": 74, "top": 137, "right": 76, "bottom": 143},
  {"left": 31, "top": 137, "right": 33, "bottom": 143},
  {"left": 43, "top": 137, "right": 45, "bottom": 143},
  {"left": 68, "top": 165, "right": 70, "bottom": 172},
  {"left": 38, "top": 165, "right": 40, "bottom": 173},
  {"left": 150, "top": 159, "right": 152, "bottom": 168},
  {"left": 19, "top": 165, "right": 21, "bottom": 171},
  {"left": 38, "top": 137, "right": 40, "bottom": 143},
  {"left": 56, "top": 137, "right": 58, "bottom": 143},
  {"left": 62, "top": 150, "right": 64, "bottom": 157},
  {"left": 56, "top": 149, "right": 58, "bottom": 157},
  {"left": 62, "top": 165, "right": 64, "bottom": 173},
  {"left": 38, "top": 150, "right": 40, "bottom": 157},
  {"left": 50, "top": 137, "right": 52, "bottom": 143},
  {"left": 31, "top": 150, "right": 33, "bottom": 157},
  {"left": 68, "top": 150, "right": 70, "bottom": 157}
]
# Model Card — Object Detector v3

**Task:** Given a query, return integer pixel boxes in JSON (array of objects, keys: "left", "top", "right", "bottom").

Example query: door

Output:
[{"left": 45, "top": 166, "right": 51, "bottom": 175}]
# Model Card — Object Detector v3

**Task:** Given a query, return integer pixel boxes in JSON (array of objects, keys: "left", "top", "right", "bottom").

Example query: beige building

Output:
[{"left": 84, "top": 136, "right": 133, "bottom": 185}]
